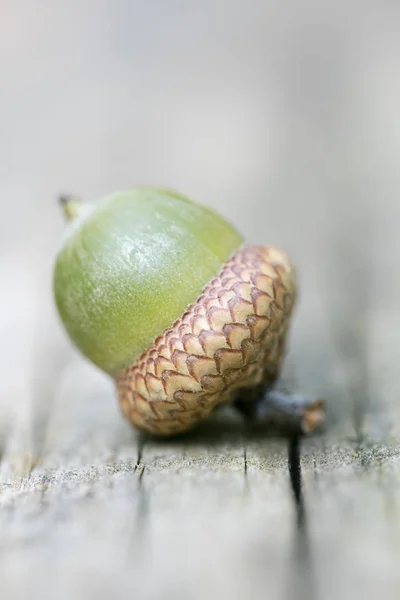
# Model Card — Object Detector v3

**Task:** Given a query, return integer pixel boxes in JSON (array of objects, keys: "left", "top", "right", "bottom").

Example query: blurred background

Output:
[
  {"left": 1, "top": 1, "right": 400, "bottom": 598},
  {"left": 1, "top": 0, "right": 399, "bottom": 425}
]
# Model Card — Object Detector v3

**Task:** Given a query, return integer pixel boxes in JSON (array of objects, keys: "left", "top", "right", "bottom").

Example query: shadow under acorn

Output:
[{"left": 140, "top": 385, "right": 325, "bottom": 448}]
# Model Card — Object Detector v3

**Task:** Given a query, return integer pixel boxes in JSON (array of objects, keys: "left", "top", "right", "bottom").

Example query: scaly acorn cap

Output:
[
  {"left": 54, "top": 188, "right": 297, "bottom": 436},
  {"left": 117, "top": 244, "right": 296, "bottom": 435}
]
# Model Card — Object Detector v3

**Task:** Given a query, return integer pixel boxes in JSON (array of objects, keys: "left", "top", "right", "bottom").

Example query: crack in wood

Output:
[
  {"left": 124, "top": 444, "right": 150, "bottom": 565},
  {"left": 288, "top": 436, "right": 304, "bottom": 525},
  {"left": 134, "top": 435, "right": 145, "bottom": 471},
  {"left": 287, "top": 435, "right": 315, "bottom": 600}
]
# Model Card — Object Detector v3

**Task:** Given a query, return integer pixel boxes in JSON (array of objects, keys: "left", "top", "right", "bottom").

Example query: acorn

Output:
[{"left": 53, "top": 188, "right": 298, "bottom": 436}]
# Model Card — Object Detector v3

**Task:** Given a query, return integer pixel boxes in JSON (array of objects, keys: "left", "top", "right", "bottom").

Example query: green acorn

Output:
[{"left": 53, "top": 187, "right": 297, "bottom": 436}]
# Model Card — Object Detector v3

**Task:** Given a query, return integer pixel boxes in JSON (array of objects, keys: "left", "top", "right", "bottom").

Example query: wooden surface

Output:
[
  {"left": 1, "top": 307, "right": 400, "bottom": 600},
  {"left": 2, "top": 2, "right": 400, "bottom": 599}
]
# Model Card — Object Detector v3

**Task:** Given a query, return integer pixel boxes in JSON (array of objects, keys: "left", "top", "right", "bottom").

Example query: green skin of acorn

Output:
[{"left": 54, "top": 188, "right": 243, "bottom": 378}]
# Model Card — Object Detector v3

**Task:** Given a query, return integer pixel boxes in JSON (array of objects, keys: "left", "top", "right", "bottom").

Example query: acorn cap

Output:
[{"left": 117, "top": 244, "right": 297, "bottom": 436}]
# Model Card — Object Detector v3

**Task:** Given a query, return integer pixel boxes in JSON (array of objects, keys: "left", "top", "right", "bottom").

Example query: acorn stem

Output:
[
  {"left": 235, "top": 388, "right": 325, "bottom": 434},
  {"left": 59, "top": 195, "right": 83, "bottom": 221},
  {"left": 261, "top": 390, "right": 325, "bottom": 434}
]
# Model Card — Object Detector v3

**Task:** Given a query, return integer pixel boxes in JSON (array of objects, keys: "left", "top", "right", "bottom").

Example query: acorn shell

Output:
[
  {"left": 117, "top": 244, "right": 297, "bottom": 436},
  {"left": 53, "top": 188, "right": 243, "bottom": 377}
]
